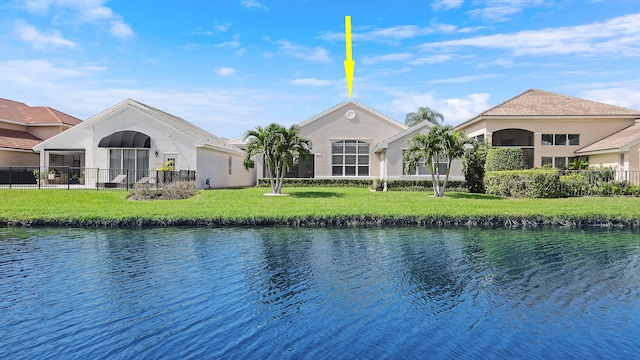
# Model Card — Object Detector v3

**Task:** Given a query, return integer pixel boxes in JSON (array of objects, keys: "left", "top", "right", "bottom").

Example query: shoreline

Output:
[{"left": 3, "top": 215, "right": 639, "bottom": 229}]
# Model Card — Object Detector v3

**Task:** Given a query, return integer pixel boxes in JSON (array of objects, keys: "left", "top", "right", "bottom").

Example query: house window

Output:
[
  {"left": 109, "top": 149, "right": 149, "bottom": 179},
  {"left": 402, "top": 151, "right": 448, "bottom": 175},
  {"left": 542, "top": 134, "right": 580, "bottom": 146},
  {"left": 331, "top": 140, "right": 369, "bottom": 176},
  {"left": 541, "top": 156, "right": 575, "bottom": 169},
  {"left": 228, "top": 156, "right": 232, "bottom": 175}
]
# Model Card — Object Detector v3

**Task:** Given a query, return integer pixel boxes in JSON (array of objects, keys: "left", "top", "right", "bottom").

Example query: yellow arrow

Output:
[{"left": 344, "top": 16, "right": 355, "bottom": 101}]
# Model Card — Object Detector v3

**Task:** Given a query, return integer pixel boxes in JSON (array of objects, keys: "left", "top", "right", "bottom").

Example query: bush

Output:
[
  {"left": 257, "top": 178, "right": 467, "bottom": 192},
  {"left": 128, "top": 183, "right": 160, "bottom": 200},
  {"left": 485, "top": 170, "right": 561, "bottom": 198},
  {"left": 463, "top": 141, "right": 489, "bottom": 193},
  {"left": 162, "top": 181, "right": 197, "bottom": 200},
  {"left": 485, "top": 148, "right": 523, "bottom": 171}
]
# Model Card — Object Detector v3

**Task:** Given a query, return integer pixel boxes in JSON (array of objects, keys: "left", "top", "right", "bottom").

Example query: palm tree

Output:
[
  {"left": 404, "top": 125, "right": 469, "bottom": 197},
  {"left": 404, "top": 107, "right": 444, "bottom": 127},
  {"left": 243, "top": 123, "right": 312, "bottom": 195}
]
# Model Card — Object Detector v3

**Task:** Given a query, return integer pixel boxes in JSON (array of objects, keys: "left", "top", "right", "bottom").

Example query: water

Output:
[{"left": 1, "top": 227, "right": 640, "bottom": 359}]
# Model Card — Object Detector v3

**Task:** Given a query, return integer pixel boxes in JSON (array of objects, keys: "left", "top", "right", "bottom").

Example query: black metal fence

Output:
[{"left": 0, "top": 166, "right": 196, "bottom": 190}]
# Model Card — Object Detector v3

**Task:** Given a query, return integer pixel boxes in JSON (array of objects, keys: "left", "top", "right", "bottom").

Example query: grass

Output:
[{"left": 1, "top": 187, "right": 640, "bottom": 227}]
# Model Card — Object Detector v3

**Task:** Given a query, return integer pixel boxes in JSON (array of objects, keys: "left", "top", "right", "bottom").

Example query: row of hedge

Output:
[
  {"left": 485, "top": 170, "right": 640, "bottom": 198},
  {"left": 257, "top": 178, "right": 467, "bottom": 192}
]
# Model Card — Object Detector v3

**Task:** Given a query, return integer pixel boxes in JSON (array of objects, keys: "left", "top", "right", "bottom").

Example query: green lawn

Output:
[{"left": 1, "top": 187, "right": 639, "bottom": 227}]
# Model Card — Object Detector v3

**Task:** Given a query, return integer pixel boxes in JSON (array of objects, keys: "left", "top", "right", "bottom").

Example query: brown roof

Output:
[
  {"left": 576, "top": 121, "right": 640, "bottom": 154},
  {"left": 0, "top": 128, "right": 42, "bottom": 150},
  {"left": 0, "top": 98, "right": 82, "bottom": 126},
  {"left": 481, "top": 89, "right": 640, "bottom": 117}
]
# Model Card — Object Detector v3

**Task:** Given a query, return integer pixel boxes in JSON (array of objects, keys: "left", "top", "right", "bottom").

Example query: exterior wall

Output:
[
  {"left": 28, "top": 126, "right": 67, "bottom": 141},
  {"left": 196, "top": 148, "right": 255, "bottom": 189},
  {"left": 300, "top": 103, "right": 406, "bottom": 178},
  {"left": 584, "top": 152, "right": 619, "bottom": 169},
  {"left": 37, "top": 106, "right": 199, "bottom": 171},
  {"left": 458, "top": 117, "right": 636, "bottom": 168},
  {"left": 0, "top": 149, "right": 38, "bottom": 166}
]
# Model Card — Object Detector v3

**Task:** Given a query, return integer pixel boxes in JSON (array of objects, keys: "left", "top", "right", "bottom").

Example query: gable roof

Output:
[
  {"left": 34, "top": 99, "right": 244, "bottom": 155},
  {"left": 576, "top": 120, "right": 640, "bottom": 155},
  {"left": 298, "top": 101, "right": 407, "bottom": 130},
  {"left": 0, "top": 128, "right": 42, "bottom": 150},
  {"left": 456, "top": 89, "right": 640, "bottom": 129},
  {"left": 0, "top": 97, "right": 81, "bottom": 126},
  {"left": 373, "top": 121, "right": 435, "bottom": 152}
]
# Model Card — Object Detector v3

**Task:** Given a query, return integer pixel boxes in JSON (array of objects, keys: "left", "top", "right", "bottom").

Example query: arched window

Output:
[{"left": 331, "top": 140, "right": 369, "bottom": 176}]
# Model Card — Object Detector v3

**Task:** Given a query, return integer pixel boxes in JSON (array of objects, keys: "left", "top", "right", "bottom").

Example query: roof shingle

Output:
[
  {"left": 0, "top": 128, "right": 42, "bottom": 150},
  {"left": 481, "top": 89, "right": 640, "bottom": 117},
  {"left": 0, "top": 98, "right": 81, "bottom": 126},
  {"left": 576, "top": 121, "right": 640, "bottom": 154}
]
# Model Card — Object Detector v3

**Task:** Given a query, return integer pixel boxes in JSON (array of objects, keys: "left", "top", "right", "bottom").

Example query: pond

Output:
[{"left": 1, "top": 227, "right": 640, "bottom": 359}]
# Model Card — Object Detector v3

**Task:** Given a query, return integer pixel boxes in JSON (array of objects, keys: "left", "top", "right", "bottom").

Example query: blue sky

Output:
[{"left": 1, "top": 0, "right": 640, "bottom": 138}]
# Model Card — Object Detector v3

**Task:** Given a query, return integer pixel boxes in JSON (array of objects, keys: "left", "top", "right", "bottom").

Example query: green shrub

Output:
[
  {"left": 485, "top": 170, "right": 560, "bottom": 198},
  {"left": 463, "top": 141, "right": 489, "bottom": 193},
  {"left": 485, "top": 148, "right": 523, "bottom": 171},
  {"left": 257, "top": 178, "right": 467, "bottom": 192}
]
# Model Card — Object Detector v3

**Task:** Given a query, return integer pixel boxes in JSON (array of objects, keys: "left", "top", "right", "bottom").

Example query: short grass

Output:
[{"left": 1, "top": 187, "right": 639, "bottom": 226}]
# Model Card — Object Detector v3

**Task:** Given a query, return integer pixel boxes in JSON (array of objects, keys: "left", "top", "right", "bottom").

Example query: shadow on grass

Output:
[
  {"left": 446, "top": 192, "right": 506, "bottom": 200},
  {"left": 289, "top": 191, "right": 344, "bottom": 198}
]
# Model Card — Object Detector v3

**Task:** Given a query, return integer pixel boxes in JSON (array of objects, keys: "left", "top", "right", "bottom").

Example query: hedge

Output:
[
  {"left": 485, "top": 148, "right": 523, "bottom": 171},
  {"left": 485, "top": 170, "right": 561, "bottom": 198},
  {"left": 257, "top": 178, "right": 467, "bottom": 192}
]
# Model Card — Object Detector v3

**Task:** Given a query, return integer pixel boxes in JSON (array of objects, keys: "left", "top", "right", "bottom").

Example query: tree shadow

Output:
[
  {"left": 289, "top": 191, "right": 344, "bottom": 198},
  {"left": 446, "top": 192, "right": 506, "bottom": 200}
]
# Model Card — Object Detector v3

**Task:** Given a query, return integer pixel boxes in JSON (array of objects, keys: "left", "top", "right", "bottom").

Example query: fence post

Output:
[
  {"left": 66, "top": 166, "right": 70, "bottom": 190},
  {"left": 8, "top": 167, "right": 12, "bottom": 189}
]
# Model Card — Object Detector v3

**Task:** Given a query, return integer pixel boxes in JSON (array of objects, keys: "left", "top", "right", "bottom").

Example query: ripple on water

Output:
[{"left": 1, "top": 227, "right": 640, "bottom": 359}]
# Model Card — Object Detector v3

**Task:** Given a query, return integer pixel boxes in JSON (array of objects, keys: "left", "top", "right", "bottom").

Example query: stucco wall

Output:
[
  {"left": 457, "top": 117, "right": 636, "bottom": 168},
  {"left": 0, "top": 150, "right": 38, "bottom": 166},
  {"left": 196, "top": 148, "right": 255, "bottom": 189},
  {"left": 299, "top": 103, "right": 406, "bottom": 178}
]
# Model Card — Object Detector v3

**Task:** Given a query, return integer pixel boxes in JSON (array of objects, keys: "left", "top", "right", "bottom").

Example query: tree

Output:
[
  {"left": 243, "top": 123, "right": 312, "bottom": 195},
  {"left": 404, "top": 107, "right": 444, "bottom": 127},
  {"left": 462, "top": 140, "right": 490, "bottom": 193},
  {"left": 404, "top": 125, "right": 470, "bottom": 197}
]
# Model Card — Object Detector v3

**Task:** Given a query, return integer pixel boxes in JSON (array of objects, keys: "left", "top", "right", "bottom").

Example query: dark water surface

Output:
[{"left": 1, "top": 227, "right": 640, "bottom": 359}]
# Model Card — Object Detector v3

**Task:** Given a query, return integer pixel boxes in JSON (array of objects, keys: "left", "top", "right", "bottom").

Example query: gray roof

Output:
[
  {"left": 127, "top": 99, "right": 243, "bottom": 154},
  {"left": 576, "top": 121, "right": 640, "bottom": 154}
]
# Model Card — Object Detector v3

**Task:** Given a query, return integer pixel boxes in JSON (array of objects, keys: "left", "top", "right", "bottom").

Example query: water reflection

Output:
[{"left": 1, "top": 227, "right": 640, "bottom": 359}]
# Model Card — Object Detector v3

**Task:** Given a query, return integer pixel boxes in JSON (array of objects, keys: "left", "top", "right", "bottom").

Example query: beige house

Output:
[
  {"left": 239, "top": 101, "right": 465, "bottom": 187},
  {"left": 455, "top": 89, "right": 640, "bottom": 170},
  {"left": 0, "top": 97, "right": 81, "bottom": 166}
]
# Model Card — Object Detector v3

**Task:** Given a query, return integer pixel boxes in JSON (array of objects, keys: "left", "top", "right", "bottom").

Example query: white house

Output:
[{"left": 33, "top": 99, "right": 255, "bottom": 189}]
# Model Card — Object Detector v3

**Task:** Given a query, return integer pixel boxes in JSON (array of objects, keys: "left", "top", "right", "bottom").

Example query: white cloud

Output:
[
  {"left": 466, "top": 0, "right": 549, "bottom": 22},
  {"left": 432, "top": 0, "right": 464, "bottom": 11},
  {"left": 214, "top": 34, "right": 242, "bottom": 49},
  {"left": 318, "top": 23, "right": 483, "bottom": 44},
  {"left": 15, "top": 21, "right": 76, "bottom": 49},
  {"left": 215, "top": 22, "right": 232, "bottom": 32},
  {"left": 109, "top": 20, "right": 134, "bottom": 39},
  {"left": 290, "top": 78, "right": 335, "bottom": 87},
  {"left": 0, "top": 59, "right": 103, "bottom": 86},
  {"left": 264, "top": 38, "right": 332, "bottom": 63},
  {"left": 388, "top": 91, "right": 491, "bottom": 125},
  {"left": 241, "top": 0, "right": 268, "bottom": 10},
  {"left": 22, "top": 0, "right": 135, "bottom": 38},
  {"left": 362, "top": 53, "right": 413, "bottom": 65},
  {"left": 430, "top": 74, "right": 499, "bottom": 84},
  {"left": 409, "top": 54, "right": 453, "bottom": 65},
  {"left": 417, "top": 13, "right": 640, "bottom": 57},
  {"left": 214, "top": 67, "right": 236, "bottom": 76}
]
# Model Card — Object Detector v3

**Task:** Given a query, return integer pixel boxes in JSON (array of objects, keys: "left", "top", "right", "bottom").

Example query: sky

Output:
[{"left": 1, "top": 0, "right": 640, "bottom": 139}]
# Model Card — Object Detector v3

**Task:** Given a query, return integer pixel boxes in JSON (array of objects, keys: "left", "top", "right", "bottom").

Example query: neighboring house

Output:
[
  {"left": 575, "top": 120, "right": 640, "bottom": 172},
  {"left": 32, "top": 99, "right": 255, "bottom": 190},
  {"left": 455, "top": 89, "right": 640, "bottom": 170},
  {"left": 0, "top": 97, "right": 81, "bottom": 166}
]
